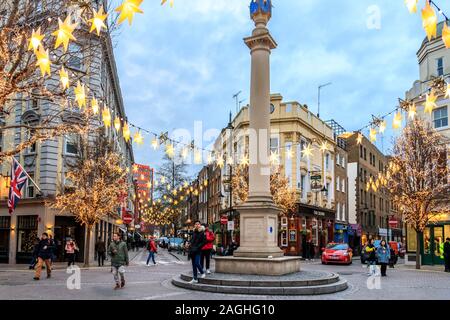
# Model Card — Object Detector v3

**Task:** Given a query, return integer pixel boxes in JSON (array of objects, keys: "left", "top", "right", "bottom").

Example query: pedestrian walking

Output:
[
  {"left": 108, "top": 232, "right": 129, "bottom": 290},
  {"left": 48, "top": 235, "right": 56, "bottom": 270},
  {"left": 200, "top": 224, "right": 215, "bottom": 274},
  {"left": 309, "top": 240, "right": 316, "bottom": 261},
  {"left": 95, "top": 237, "right": 106, "bottom": 267},
  {"left": 146, "top": 236, "right": 157, "bottom": 266},
  {"left": 189, "top": 221, "right": 206, "bottom": 283},
  {"left": 444, "top": 237, "right": 450, "bottom": 272},
  {"left": 29, "top": 237, "right": 40, "bottom": 270},
  {"left": 376, "top": 240, "right": 390, "bottom": 277},
  {"left": 365, "top": 239, "right": 377, "bottom": 276},
  {"left": 65, "top": 238, "right": 78, "bottom": 266},
  {"left": 33, "top": 233, "right": 55, "bottom": 280}
]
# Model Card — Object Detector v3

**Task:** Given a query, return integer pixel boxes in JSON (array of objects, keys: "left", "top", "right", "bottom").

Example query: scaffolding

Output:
[{"left": 325, "top": 119, "right": 347, "bottom": 150}]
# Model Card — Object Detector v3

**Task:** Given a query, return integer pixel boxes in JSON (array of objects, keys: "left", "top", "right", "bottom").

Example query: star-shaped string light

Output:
[
  {"left": 443, "top": 23, "right": 450, "bottom": 48},
  {"left": 217, "top": 157, "right": 224, "bottom": 168},
  {"left": 301, "top": 143, "right": 313, "bottom": 158},
  {"left": 421, "top": 0, "right": 437, "bottom": 41},
  {"left": 405, "top": 0, "right": 418, "bottom": 14},
  {"left": 181, "top": 147, "right": 189, "bottom": 159},
  {"left": 269, "top": 151, "right": 280, "bottom": 166},
  {"left": 369, "top": 128, "right": 377, "bottom": 143},
  {"left": 166, "top": 143, "right": 175, "bottom": 158},
  {"left": 123, "top": 122, "right": 131, "bottom": 142},
  {"left": 240, "top": 154, "right": 249, "bottom": 166},
  {"left": 424, "top": 91, "right": 437, "bottom": 114},
  {"left": 194, "top": 150, "right": 202, "bottom": 164},
  {"left": 133, "top": 131, "right": 143, "bottom": 145},
  {"left": 88, "top": 6, "right": 107, "bottom": 36},
  {"left": 52, "top": 14, "right": 78, "bottom": 52},
  {"left": 319, "top": 141, "right": 329, "bottom": 153},
  {"left": 35, "top": 46, "right": 51, "bottom": 77},
  {"left": 379, "top": 120, "right": 386, "bottom": 134},
  {"left": 59, "top": 67, "right": 69, "bottom": 89},
  {"left": 392, "top": 111, "right": 403, "bottom": 129},
  {"left": 74, "top": 81, "right": 86, "bottom": 108},
  {"left": 91, "top": 97, "right": 99, "bottom": 115},
  {"left": 102, "top": 107, "right": 111, "bottom": 127},
  {"left": 445, "top": 84, "right": 450, "bottom": 99},
  {"left": 207, "top": 153, "right": 214, "bottom": 165},
  {"left": 115, "top": 0, "right": 144, "bottom": 26},
  {"left": 151, "top": 137, "right": 159, "bottom": 150},
  {"left": 114, "top": 117, "right": 121, "bottom": 131},
  {"left": 356, "top": 132, "right": 363, "bottom": 145},
  {"left": 28, "top": 28, "right": 44, "bottom": 52},
  {"left": 408, "top": 103, "right": 417, "bottom": 119}
]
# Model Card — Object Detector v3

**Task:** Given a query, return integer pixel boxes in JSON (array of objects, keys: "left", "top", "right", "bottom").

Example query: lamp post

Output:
[{"left": 317, "top": 82, "right": 332, "bottom": 118}]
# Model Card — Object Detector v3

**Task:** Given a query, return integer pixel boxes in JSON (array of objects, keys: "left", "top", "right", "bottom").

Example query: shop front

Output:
[
  {"left": 406, "top": 217, "right": 450, "bottom": 266},
  {"left": 16, "top": 215, "right": 39, "bottom": 264},
  {"left": 54, "top": 216, "right": 86, "bottom": 263},
  {"left": 334, "top": 223, "right": 349, "bottom": 244},
  {"left": 281, "top": 204, "right": 335, "bottom": 258}
]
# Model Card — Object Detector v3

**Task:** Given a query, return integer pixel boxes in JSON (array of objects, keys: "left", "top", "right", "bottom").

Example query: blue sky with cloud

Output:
[{"left": 113, "top": 0, "right": 450, "bottom": 174}]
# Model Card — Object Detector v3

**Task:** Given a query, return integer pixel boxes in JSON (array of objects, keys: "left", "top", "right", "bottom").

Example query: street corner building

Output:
[{"left": 0, "top": 4, "right": 136, "bottom": 265}]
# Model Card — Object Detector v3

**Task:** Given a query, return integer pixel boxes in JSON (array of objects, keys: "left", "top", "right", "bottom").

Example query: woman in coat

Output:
[
  {"left": 376, "top": 240, "right": 391, "bottom": 277},
  {"left": 365, "top": 239, "right": 377, "bottom": 276}
]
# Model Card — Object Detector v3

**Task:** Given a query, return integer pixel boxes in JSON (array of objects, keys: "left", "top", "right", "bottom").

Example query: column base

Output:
[{"left": 214, "top": 256, "right": 301, "bottom": 276}]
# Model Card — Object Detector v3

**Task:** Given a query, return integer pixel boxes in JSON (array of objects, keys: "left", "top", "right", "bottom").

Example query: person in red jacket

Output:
[
  {"left": 201, "top": 224, "right": 215, "bottom": 274},
  {"left": 146, "top": 236, "right": 158, "bottom": 266}
]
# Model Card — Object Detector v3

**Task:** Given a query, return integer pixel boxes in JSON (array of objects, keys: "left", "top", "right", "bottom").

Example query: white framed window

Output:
[
  {"left": 25, "top": 172, "right": 35, "bottom": 198},
  {"left": 336, "top": 176, "right": 340, "bottom": 192},
  {"left": 67, "top": 43, "right": 83, "bottom": 71},
  {"left": 65, "top": 134, "right": 79, "bottom": 155},
  {"left": 336, "top": 202, "right": 340, "bottom": 221},
  {"left": 336, "top": 153, "right": 340, "bottom": 167},
  {"left": 270, "top": 135, "right": 279, "bottom": 154},
  {"left": 300, "top": 174, "right": 306, "bottom": 199},
  {"left": 325, "top": 153, "right": 330, "bottom": 170},
  {"left": 341, "top": 178, "right": 345, "bottom": 193},
  {"left": 433, "top": 106, "right": 448, "bottom": 129},
  {"left": 437, "top": 57, "right": 444, "bottom": 77},
  {"left": 342, "top": 204, "right": 345, "bottom": 222},
  {"left": 341, "top": 156, "right": 345, "bottom": 168}
]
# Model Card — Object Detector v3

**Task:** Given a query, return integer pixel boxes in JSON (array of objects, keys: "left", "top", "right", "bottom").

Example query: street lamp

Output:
[{"left": 317, "top": 82, "right": 332, "bottom": 118}]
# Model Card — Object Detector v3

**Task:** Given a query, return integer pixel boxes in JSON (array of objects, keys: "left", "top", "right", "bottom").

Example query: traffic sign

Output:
[
  {"left": 220, "top": 216, "right": 228, "bottom": 224},
  {"left": 122, "top": 214, "right": 133, "bottom": 224}
]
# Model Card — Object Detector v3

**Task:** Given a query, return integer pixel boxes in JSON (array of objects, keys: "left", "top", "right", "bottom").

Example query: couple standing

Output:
[{"left": 189, "top": 221, "right": 215, "bottom": 283}]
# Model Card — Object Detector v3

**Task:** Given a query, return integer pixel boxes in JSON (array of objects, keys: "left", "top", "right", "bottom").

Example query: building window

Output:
[
  {"left": 285, "top": 103, "right": 292, "bottom": 113},
  {"left": 336, "top": 176, "right": 340, "bottom": 192},
  {"left": 433, "top": 106, "right": 448, "bottom": 129},
  {"left": 270, "top": 136, "right": 279, "bottom": 154},
  {"left": 26, "top": 173, "right": 35, "bottom": 198},
  {"left": 369, "top": 152, "right": 372, "bottom": 165},
  {"left": 65, "top": 134, "right": 78, "bottom": 155},
  {"left": 437, "top": 57, "right": 444, "bottom": 76},
  {"left": 341, "top": 178, "right": 345, "bottom": 193},
  {"left": 325, "top": 153, "right": 330, "bottom": 170},
  {"left": 360, "top": 145, "right": 363, "bottom": 158},
  {"left": 341, "top": 156, "right": 345, "bottom": 168},
  {"left": 67, "top": 43, "right": 83, "bottom": 70},
  {"left": 363, "top": 148, "right": 367, "bottom": 161},
  {"left": 336, "top": 202, "right": 340, "bottom": 221},
  {"left": 301, "top": 175, "right": 306, "bottom": 199},
  {"left": 342, "top": 204, "right": 345, "bottom": 222},
  {"left": 336, "top": 153, "right": 340, "bottom": 167},
  {"left": 25, "top": 129, "right": 37, "bottom": 154}
]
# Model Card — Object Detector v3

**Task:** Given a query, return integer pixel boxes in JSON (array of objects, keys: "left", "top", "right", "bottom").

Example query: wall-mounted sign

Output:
[
  {"left": 227, "top": 221, "right": 234, "bottom": 231},
  {"left": 314, "top": 210, "right": 325, "bottom": 217},
  {"left": 281, "top": 216, "right": 288, "bottom": 227},
  {"left": 289, "top": 229, "right": 296, "bottom": 242}
]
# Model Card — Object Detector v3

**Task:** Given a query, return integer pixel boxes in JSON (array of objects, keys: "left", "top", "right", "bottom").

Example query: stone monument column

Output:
[{"left": 233, "top": 0, "right": 283, "bottom": 258}]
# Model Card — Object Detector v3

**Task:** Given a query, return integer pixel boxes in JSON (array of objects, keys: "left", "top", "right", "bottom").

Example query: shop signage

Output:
[
  {"left": 227, "top": 221, "right": 234, "bottom": 231},
  {"left": 313, "top": 210, "right": 325, "bottom": 217},
  {"left": 378, "top": 228, "right": 392, "bottom": 237},
  {"left": 220, "top": 216, "right": 228, "bottom": 224},
  {"left": 122, "top": 214, "right": 133, "bottom": 224},
  {"left": 311, "top": 175, "right": 322, "bottom": 180}
]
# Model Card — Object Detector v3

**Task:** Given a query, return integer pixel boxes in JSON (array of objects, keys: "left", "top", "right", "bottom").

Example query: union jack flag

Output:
[{"left": 8, "top": 157, "right": 28, "bottom": 214}]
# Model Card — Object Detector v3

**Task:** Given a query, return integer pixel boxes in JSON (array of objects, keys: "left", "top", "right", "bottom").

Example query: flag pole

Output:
[{"left": 11, "top": 157, "right": 42, "bottom": 193}]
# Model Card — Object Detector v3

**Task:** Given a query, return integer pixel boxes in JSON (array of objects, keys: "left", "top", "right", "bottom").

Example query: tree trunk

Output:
[
  {"left": 84, "top": 225, "right": 93, "bottom": 267},
  {"left": 416, "top": 230, "right": 421, "bottom": 270}
]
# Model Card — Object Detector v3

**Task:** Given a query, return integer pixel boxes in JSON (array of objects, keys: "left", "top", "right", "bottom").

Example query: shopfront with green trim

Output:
[{"left": 406, "top": 215, "right": 450, "bottom": 266}]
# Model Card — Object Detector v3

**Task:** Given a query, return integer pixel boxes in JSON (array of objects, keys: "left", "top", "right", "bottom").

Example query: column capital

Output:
[{"left": 244, "top": 32, "right": 277, "bottom": 51}]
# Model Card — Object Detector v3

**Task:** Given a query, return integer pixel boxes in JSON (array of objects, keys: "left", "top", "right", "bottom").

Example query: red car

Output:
[{"left": 321, "top": 243, "right": 353, "bottom": 265}]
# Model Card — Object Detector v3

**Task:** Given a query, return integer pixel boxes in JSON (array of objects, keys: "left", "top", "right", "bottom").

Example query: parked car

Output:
[
  {"left": 168, "top": 237, "right": 184, "bottom": 252},
  {"left": 321, "top": 243, "right": 353, "bottom": 265},
  {"left": 157, "top": 237, "right": 169, "bottom": 248}
]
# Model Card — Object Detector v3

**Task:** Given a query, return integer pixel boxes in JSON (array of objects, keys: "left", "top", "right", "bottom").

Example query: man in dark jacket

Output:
[
  {"left": 108, "top": 232, "right": 129, "bottom": 289},
  {"left": 189, "top": 221, "right": 206, "bottom": 283},
  {"left": 444, "top": 237, "right": 450, "bottom": 272},
  {"left": 95, "top": 237, "right": 106, "bottom": 267},
  {"left": 29, "top": 237, "right": 40, "bottom": 270},
  {"left": 33, "top": 233, "right": 55, "bottom": 280}
]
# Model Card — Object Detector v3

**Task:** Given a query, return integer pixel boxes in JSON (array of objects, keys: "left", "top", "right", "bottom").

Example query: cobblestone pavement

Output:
[{"left": 0, "top": 249, "right": 449, "bottom": 300}]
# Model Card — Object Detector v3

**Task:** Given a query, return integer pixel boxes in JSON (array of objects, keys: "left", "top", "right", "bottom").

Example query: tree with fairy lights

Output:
[
  {"left": 51, "top": 130, "right": 129, "bottom": 267},
  {"left": 387, "top": 118, "right": 449, "bottom": 269},
  {"left": 0, "top": 0, "right": 144, "bottom": 163},
  {"left": 231, "top": 164, "right": 297, "bottom": 216}
]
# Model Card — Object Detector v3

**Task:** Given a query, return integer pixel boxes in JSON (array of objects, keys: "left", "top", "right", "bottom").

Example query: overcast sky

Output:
[{"left": 113, "top": 0, "right": 448, "bottom": 175}]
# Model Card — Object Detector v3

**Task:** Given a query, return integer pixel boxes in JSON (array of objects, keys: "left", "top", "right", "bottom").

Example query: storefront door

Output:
[
  {"left": 422, "top": 226, "right": 445, "bottom": 265},
  {"left": 0, "top": 216, "right": 10, "bottom": 263}
]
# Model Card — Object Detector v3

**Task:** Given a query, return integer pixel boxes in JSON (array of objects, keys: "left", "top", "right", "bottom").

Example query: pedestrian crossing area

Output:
[{"left": 134, "top": 250, "right": 187, "bottom": 267}]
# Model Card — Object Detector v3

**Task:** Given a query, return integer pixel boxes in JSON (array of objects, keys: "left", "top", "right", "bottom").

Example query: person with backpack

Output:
[
  {"left": 146, "top": 236, "right": 158, "bottom": 266},
  {"left": 201, "top": 224, "right": 215, "bottom": 274}
]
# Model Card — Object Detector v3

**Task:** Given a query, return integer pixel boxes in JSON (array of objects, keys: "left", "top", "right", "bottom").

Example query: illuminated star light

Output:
[
  {"left": 301, "top": 144, "right": 313, "bottom": 158},
  {"left": 151, "top": 137, "right": 159, "bottom": 150},
  {"left": 379, "top": 120, "right": 386, "bottom": 134},
  {"left": 133, "top": 131, "right": 144, "bottom": 145},
  {"left": 52, "top": 14, "right": 78, "bottom": 52},
  {"left": 319, "top": 141, "right": 329, "bottom": 153},
  {"left": 88, "top": 6, "right": 108, "bottom": 36},
  {"left": 28, "top": 28, "right": 44, "bottom": 52},
  {"left": 91, "top": 97, "right": 99, "bottom": 115},
  {"left": 35, "top": 46, "right": 51, "bottom": 77},
  {"left": 207, "top": 153, "right": 214, "bottom": 165},
  {"left": 369, "top": 128, "right": 377, "bottom": 143},
  {"left": 115, "top": 0, "right": 144, "bottom": 26},
  {"left": 424, "top": 92, "right": 437, "bottom": 114},
  {"left": 392, "top": 111, "right": 403, "bottom": 129},
  {"left": 240, "top": 154, "right": 249, "bottom": 166},
  {"left": 269, "top": 151, "right": 280, "bottom": 166},
  {"left": 181, "top": 147, "right": 189, "bottom": 159},
  {"left": 404, "top": 0, "right": 418, "bottom": 14},
  {"left": 443, "top": 23, "right": 450, "bottom": 48},
  {"left": 166, "top": 143, "right": 175, "bottom": 158},
  {"left": 408, "top": 103, "right": 417, "bottom": 120},
  {"left": 217, "top": 157, "right": 224, "bottom": 168},
  {"left": 114, "top": 117, "right": 121, "bottom": 131},
  {"left": 74, "top": 81, "right": 86, "bottom": 108},
  {"left": 356, "top": 133, "right": 363, "bottom": 145},
  {"left": 102, "top": 107, "right": 111, "bottom": 127},
  {"left": 59, "top": 67, "right": 69, "bottom": 89},
  {"left": 422, "top": 1, "right": 437, "bottom": 41},
  {"left": 194, "top": 150, "right": 202, "bottom": 164}
]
